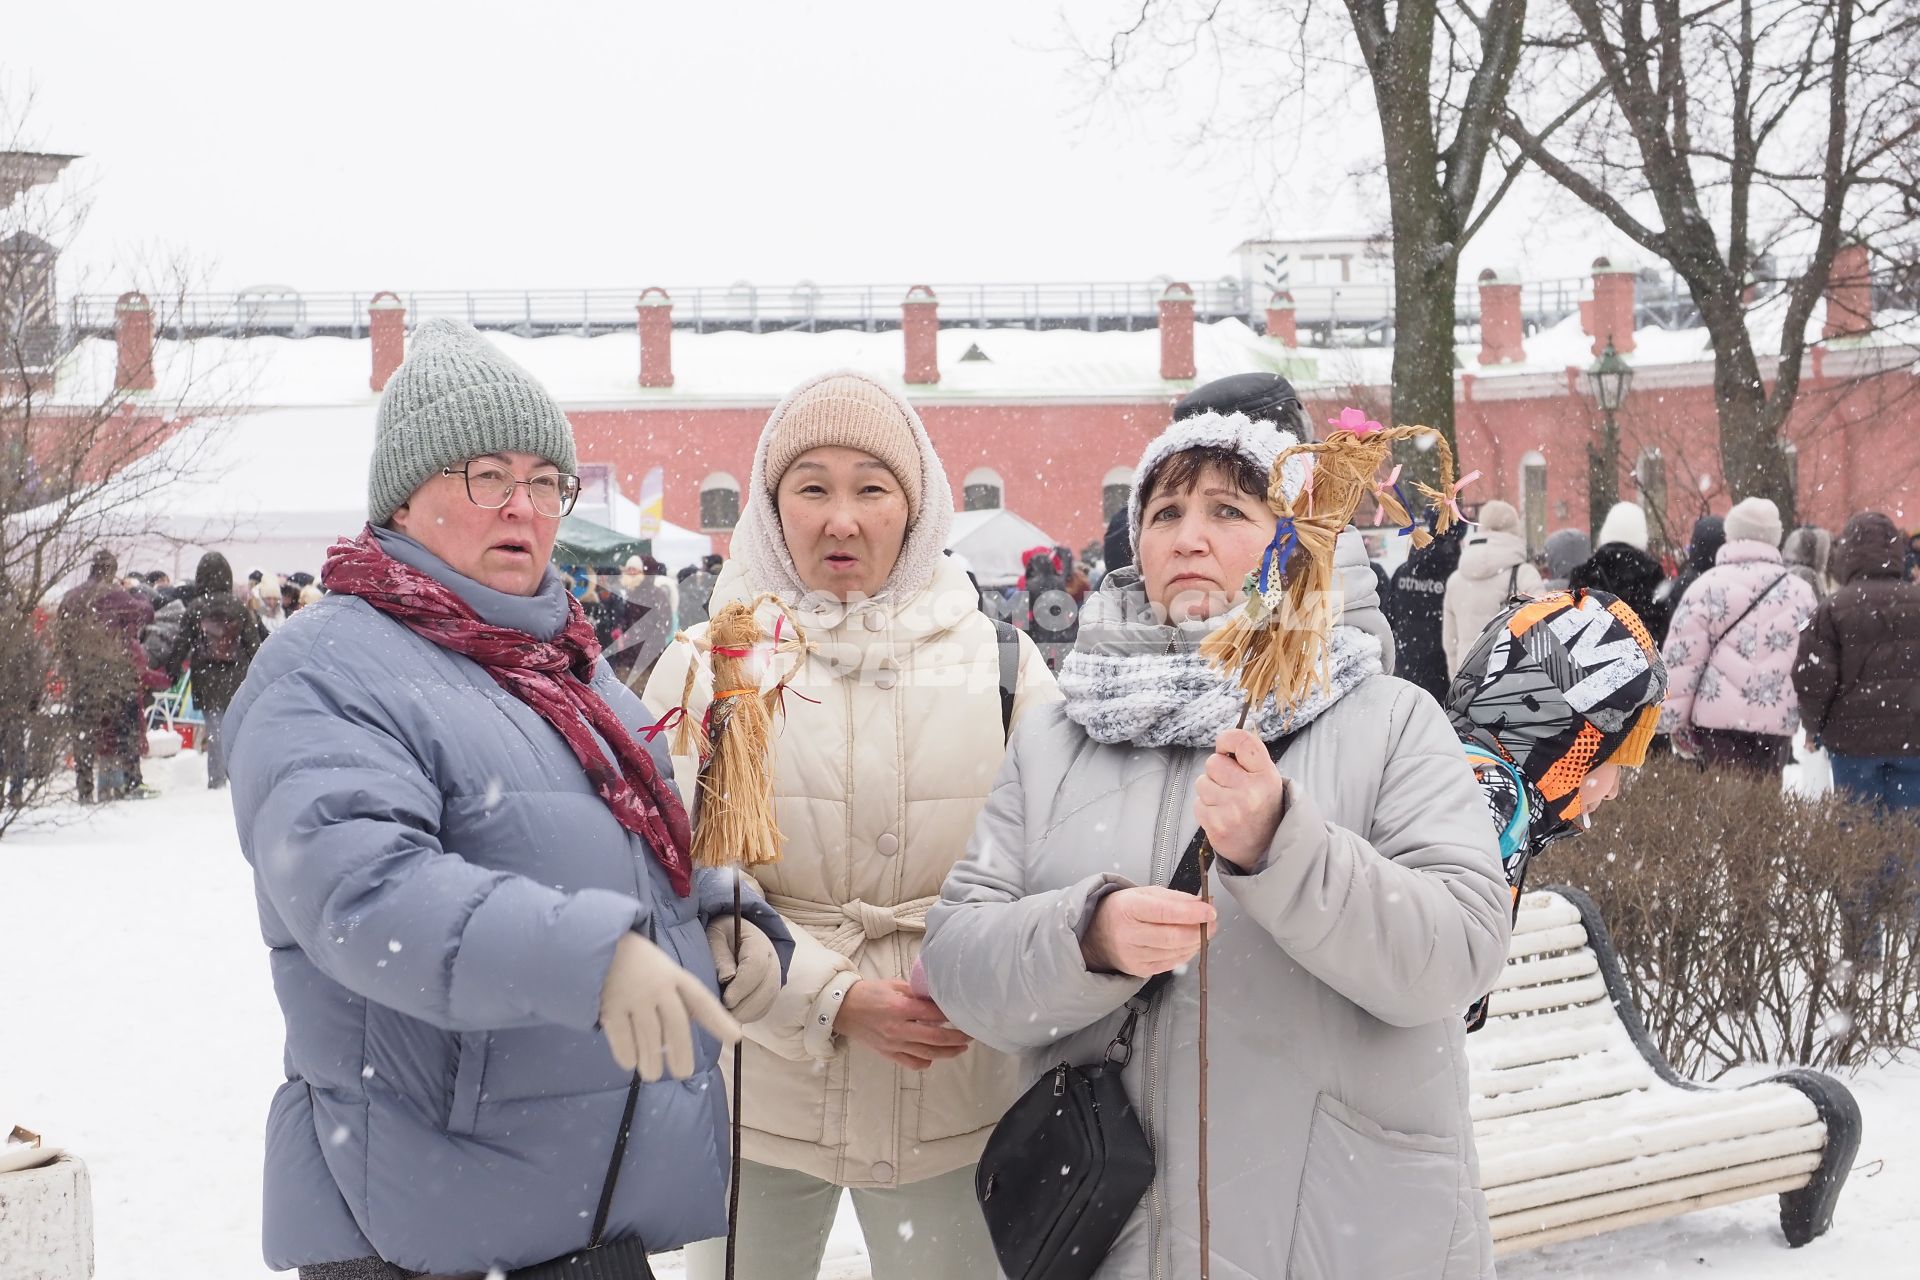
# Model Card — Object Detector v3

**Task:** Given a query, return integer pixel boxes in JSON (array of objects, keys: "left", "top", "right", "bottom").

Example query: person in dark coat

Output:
[
  {"left": 164, "top": 551, "right": 264, "bottom": 789},
  {"left": 1668, "top": 514, "right": 1726, "bottom": 612},
  {"left": 1385, "top": 518, "right": 1467, "bottom": 702},
  {"left": 1103, "top": 504, "right": 1132, "bottom": 576},
  {"left": 56, "top": 549, "right": 162, "bottom": 802},
  {"left": 1793, "top": 511, "right": 1920, "bottom": 813},
  {"left": 1570, "top": 503, "right": 1674, "bottom": 645}
]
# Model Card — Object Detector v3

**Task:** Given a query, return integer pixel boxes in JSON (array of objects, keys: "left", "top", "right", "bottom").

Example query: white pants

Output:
[{"left": 684, "top": 1160, "right": 994, "bottom": 1280}]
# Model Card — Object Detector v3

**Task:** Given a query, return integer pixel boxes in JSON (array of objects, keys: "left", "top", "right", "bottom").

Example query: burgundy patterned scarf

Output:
[{"left": 322, "top": 527, "right": 693, "bottom": 896}]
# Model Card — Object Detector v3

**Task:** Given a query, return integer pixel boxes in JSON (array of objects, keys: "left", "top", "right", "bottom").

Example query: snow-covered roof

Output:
[{"left": 40, "top": 296, "right": 1920, "bottom": 411}]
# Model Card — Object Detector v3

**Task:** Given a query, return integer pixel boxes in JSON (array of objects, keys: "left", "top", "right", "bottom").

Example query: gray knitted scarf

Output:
[{"left": 1059, "top": 570, "right": 1384, "bottom": 748}]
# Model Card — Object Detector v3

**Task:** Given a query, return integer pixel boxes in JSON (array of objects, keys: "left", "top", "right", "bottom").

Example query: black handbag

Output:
[
  {"left": 975, "top": 732, "right": 1298, "bottom": 1280},
  {"left": 507, "top": 1074, "right": 656, "bottom": 1280}
]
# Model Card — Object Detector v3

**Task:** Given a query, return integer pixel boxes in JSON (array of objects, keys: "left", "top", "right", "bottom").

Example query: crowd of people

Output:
[
  {"left": 10, "top": 540, "right": 724, "bottom": 810},
  {"left": 9, "top": 322, "right": 1915, "bottom": 1278}
]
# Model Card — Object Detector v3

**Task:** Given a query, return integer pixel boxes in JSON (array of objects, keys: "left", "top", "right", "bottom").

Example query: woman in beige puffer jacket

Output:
[
  {"left": 1442, "top": 499, "right": 1544, "bottom": 677},
  {"left": 645, "top": 370, "right": 1057, "bottom": 1280}
]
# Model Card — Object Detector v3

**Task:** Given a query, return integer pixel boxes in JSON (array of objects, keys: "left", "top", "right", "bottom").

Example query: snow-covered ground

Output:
[{"left": 2, "top": 752, "right": 1914, "bottom": 1278}]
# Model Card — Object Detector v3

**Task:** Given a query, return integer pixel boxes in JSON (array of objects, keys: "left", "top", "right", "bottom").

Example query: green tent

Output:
[{"left": 550, "top": 514, "right": 648, "bottom": 570}]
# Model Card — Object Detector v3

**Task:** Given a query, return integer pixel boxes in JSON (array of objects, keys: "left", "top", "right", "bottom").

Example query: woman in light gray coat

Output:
[{"left": 922, "top": 412, "right": 1512, "bottom": 1280}]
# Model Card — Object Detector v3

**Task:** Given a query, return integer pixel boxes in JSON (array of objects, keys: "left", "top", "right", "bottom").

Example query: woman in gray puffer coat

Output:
[{"left": 923, "top": 412, "right": 1511, "bottom": 1280}]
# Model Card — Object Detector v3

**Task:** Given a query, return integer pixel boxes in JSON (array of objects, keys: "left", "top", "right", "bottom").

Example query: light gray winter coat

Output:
[
  {"left": 226, "top": 528, "right": 791, "bottom": 1276},
  {"left": 923, "top": 593, "right": 1510, "bottom": 1280},
  {"left": 1335, "top": 525, "right": 1398, "bottom": 676}
]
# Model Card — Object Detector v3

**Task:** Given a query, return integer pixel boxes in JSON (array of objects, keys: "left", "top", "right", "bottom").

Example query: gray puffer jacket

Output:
[
  {"left": 226, "top": 528, "right": 791, "bottom": 1276},
  {"left": 924, "top": 603, "right": 1509, "bottom": 1279}
]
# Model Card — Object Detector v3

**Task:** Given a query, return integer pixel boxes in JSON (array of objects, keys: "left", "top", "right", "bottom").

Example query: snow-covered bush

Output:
[{"left": 1540, "top": 756, "right": 1920, "bottom": 1075}]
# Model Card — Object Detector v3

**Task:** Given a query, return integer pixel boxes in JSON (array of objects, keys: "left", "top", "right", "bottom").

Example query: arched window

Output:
[
  {"left": 1519, "top": 451, "right": 1548, "bottom": 555},
  {"left": 1634, "top": 449, "right": 1670, "bottom": 553},
  {"left": 699, "top": 472, "right": 741, "bottom": 531},
  {"left": 1101, "top": 466, "right": 1133, "bottom": 521},
  {"left": 963, "top": 467, "right": 1003, "bottom": 512}
]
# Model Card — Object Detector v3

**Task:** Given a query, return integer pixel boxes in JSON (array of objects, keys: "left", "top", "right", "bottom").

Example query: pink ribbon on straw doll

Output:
[
  {"left": 1373, "top": 464, "right": 1419, "bottom": 537},
  {"left": 1443, "top": 470, "right": 1483, "bottom": 524}
]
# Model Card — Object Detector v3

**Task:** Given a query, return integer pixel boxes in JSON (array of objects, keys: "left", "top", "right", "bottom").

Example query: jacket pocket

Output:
[
  {"left": 1287, "top": 1093, "right": 1460, "bottom": 1280},
  {"left": 447, "top": 1032, "right": 488, "bottom": 1135},
  {"left": 737, "top": 1037, "right": 828, "bottom": 1145}
]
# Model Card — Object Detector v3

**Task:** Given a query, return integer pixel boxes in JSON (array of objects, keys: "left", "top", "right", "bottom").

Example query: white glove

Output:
[
  {"left": 598, "top": 931, "right": 741, "bottom": 1081},
  {"left": 706, "top": 917, "right": 783, "bottom": 1024}
]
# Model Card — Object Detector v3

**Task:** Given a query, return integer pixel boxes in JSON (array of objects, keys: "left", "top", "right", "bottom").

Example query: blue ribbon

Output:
[
  {"left": 1257, "top": 516, "right": 1299, "bottom": 593},
  {"left": 1391, "top": 483, "right": 1417, "bottom": 538}
]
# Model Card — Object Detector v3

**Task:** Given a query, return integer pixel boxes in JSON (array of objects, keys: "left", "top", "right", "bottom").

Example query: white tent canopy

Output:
[
  {"left": 945, "top": 508, "right": 1058, "bottom": 587},
  {"left": 51, "top": 405, "right": 710, "bottom": 586}
]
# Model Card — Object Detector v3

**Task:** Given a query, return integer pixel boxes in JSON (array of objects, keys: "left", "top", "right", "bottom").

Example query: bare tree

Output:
[
  {"left": 1077, "top": 1, "right": 1529, "bottom": 479},
  {"left": 1, "top": 91, "right": 242, "bottom": 834},
  {"left": 1499, "top": 0, "right": 1920, "bottom": 524}
]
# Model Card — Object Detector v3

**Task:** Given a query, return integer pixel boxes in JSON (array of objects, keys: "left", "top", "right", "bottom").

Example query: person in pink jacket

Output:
[{"left": 1659, "top": 497, "right": 1817, "bottom": 771}]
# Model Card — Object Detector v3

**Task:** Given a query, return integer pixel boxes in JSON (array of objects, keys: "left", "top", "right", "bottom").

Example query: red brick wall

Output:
[{"left": 568, "top": 369, "right": 1919, "bottom": 564}]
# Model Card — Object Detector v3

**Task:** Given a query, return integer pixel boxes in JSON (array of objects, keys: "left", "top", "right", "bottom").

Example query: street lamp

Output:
[{"left": 1586, "top": 338, "right": 1635, "bottom": 543}]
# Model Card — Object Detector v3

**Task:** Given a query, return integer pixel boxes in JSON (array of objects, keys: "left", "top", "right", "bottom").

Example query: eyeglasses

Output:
[{"left": 442, "top": 464, "right": 581, "bottom": 517}]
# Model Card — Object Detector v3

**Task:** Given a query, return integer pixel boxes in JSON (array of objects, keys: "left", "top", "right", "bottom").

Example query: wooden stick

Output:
[
  {"left": 726, "top": 876, "right": 743, "bottom": 1280},
  {"left": 1196, "top": 700, "right": 1251, "bottom": 1279}
]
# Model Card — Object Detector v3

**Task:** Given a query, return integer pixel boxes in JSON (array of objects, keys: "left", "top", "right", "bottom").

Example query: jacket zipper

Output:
[{"left": 1144, "top": 747, "right": 1192, "bottom": 1280}]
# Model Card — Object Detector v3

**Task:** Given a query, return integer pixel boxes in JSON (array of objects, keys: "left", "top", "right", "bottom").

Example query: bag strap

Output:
[
  {"left": 589, "top": 1074, "right": 644, "bottom": 1248},
  {"left": 1506, "top": 563, "right": 1520, "bottom": 598},
  {"left": 1102, "top": 728, "right": 1302, "bottom": 1067},
  {"left": 1709, "top": 572, "right": 1791, "bottom": 656},
  {"left": 992, "top": 620, "right": 1019, "bottom": 742}
]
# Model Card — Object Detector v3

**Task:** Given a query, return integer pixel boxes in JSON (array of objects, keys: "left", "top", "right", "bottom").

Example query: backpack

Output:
[{"left": 197, "top": 611, "right": 243, "bottom": 664}]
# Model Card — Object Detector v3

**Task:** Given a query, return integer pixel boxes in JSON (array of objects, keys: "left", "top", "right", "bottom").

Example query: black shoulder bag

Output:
[{"left": 974, "top": 733, "right": 1298, "bottom": 1280}]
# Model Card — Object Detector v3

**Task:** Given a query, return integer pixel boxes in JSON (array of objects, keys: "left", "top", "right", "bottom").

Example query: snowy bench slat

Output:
[
  {"left": 1486, "top": 1122, "right": 1830, "bottom": 1217},
  {"left": 1469, "top": 887, "right": 1861, "bottom": 1254},
  {"left": 1505, "top": 921, "right": 1592, "bottom": 961},
  {"left": 1493, "top": 1153, "right": 1826, "bottom": 1243},
  {"left": 1485, "top": 970, "right": 1610, "bottom": 1017},
  {"left": 1494, "top": 1171, "right": 1819, "bottom": 1255},
  {"left": 1489, "top": 948, "right": 1599, "bottom": 992},
  {"left": 1479, "top": 1094, "right": 1823, "bottom": 1177}
]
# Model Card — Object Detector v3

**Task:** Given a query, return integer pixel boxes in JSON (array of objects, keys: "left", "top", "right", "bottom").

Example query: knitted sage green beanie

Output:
[{"left": 367, "top": 317, "right": 578, "bottom": 524}]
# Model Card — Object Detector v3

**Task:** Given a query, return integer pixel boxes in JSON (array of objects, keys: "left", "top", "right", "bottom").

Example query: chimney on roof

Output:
[
  {"left": 638, "top": 288, "right": 675, "bottom": 388},
  {"left": 1265, "top": 291, "right": 1298, "bottom": 348},
  {"left": 114, "top": 291, "right": 155, "bottom": 392},
  {"left": 903, "top": 285, "right": 939, "bottom": 385},
  {"left": 370, "top": 292, "right": 405, "bottom": 392},
  {"left": 1476, "top": 268, "right": 1526, "bottom": 366},
  {"left": 1160, "top": 282, "right": 1196, "bottom": 381},
  {"left": 1580, "top": 256, "right": 1637, "bottom": 356},
  {"left": 1823, "top": 241, "right": 1872, "bottom": 339}
]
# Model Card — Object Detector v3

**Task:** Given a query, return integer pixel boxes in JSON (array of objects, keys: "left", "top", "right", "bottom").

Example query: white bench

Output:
[{"left": 1467, "top": 888, "right": 1860, "bottom": 1255}]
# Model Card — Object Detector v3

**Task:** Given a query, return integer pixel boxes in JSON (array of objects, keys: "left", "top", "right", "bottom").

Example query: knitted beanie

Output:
[
  {"left": 1594, "top": 501, "right": 1650, "bottom": 552},
  {"left": 367, "top": 318, "right": 577, "bottom": 525},
  {"left": 1722, "top": 496, "right": 1784, "bottom": 548},
  {"left": 1127, "top": 411, "right": 1308, "bottom": 559},
  {"left": 1477, "top": 499, "right": 1522, "bottom": 536},
  {"left": 762, "top": 373, "right": 925, "bottom": 520}
]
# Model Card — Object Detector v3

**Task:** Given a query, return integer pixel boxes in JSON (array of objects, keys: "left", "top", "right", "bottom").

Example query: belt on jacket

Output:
[{"left": 765, "top": 892, "right": 936, "bottom": 957}]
